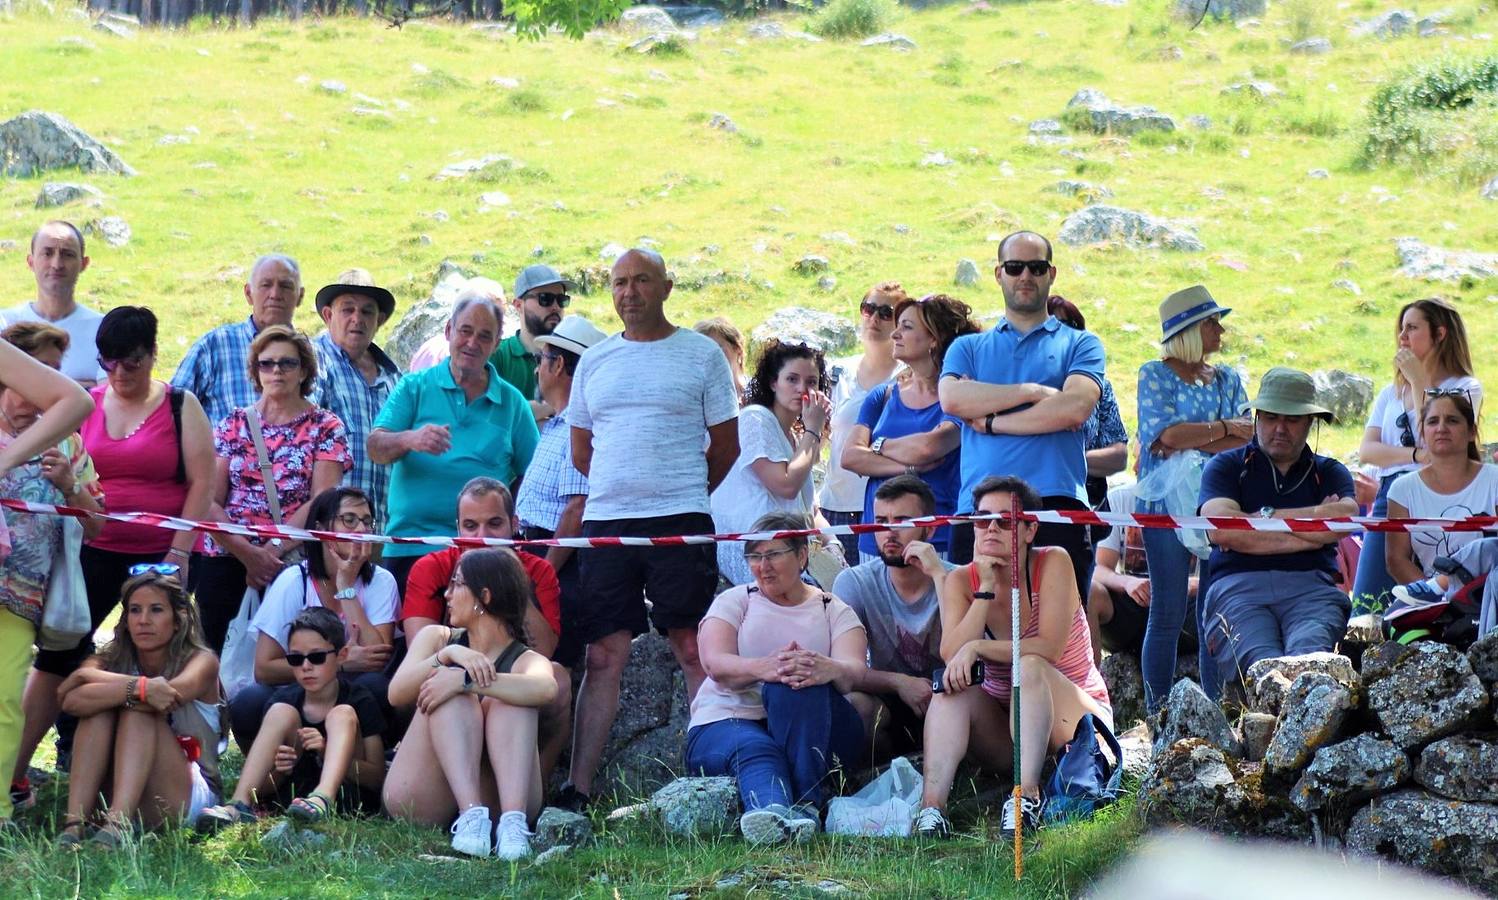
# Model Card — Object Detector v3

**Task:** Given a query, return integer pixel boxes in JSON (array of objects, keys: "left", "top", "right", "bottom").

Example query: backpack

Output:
[
  {"left": 1042, "top": 713, "right": 1122, "bottom": 824},
  {"left": 1382, "top": 575, "right": 1486, "bottom": 648}
]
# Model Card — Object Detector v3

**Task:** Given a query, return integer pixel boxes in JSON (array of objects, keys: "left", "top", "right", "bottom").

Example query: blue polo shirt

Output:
[
  {"left": 1198, "top": 442, "right": 1354, "bottom": 579},
  {"left": 941, "top": 316, "right": 1105, "bottom": 508},
  {"left": 373, "top": 361, "right": 539, "bottom": 557}
]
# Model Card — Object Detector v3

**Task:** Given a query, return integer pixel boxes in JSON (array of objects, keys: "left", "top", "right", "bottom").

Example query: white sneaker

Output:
[
  {"left": 494, "top": 810, "right": 533, "bottom": 861},
  {"left": 450, "top": 805, "right": 492, "bottom": 858},
  {"left": 1001, "top": 795, "right": 1041, "bottom": 838},
  {"left": 739, "top": 804, "right": 793, "bottom": 845},
  {"left": 913, "top": 806, "right": 952, "bottom": 839}
]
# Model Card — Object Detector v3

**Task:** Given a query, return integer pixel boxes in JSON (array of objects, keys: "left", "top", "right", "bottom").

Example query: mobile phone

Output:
[{"left": 930, "top": 661, "right": 983, "bottom": 693}]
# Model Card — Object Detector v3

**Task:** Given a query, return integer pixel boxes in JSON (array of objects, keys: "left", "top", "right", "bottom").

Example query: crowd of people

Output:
[{"left": 0, "top": 217, "right": 1490, "bottom": 857}]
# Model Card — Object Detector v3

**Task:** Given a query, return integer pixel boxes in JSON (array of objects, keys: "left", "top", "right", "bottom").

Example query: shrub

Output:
[
  {"left": 1360, "top": 54, "right": 1498, "bottom": 179},
  {"left": 809, "top": 0, "right": 896, "bottom": 40},
  {"left": 1280, "top": 0, "right": 1327, "bottom": 43}
]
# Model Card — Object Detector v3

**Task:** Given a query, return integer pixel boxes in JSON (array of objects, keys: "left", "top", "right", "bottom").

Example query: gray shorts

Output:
[{"left": 1201, "top": 568, "right": 1351, "bottom": 684}]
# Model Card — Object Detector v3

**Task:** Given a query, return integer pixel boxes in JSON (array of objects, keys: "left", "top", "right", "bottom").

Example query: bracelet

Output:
[
  {"left": 1412, "top": 447, "right": 1419, "bottom": 464},
  {"left": 905, "top": 465, "right": 918, "bottom": 476},
  {"left": 123, "top": 679, "right": 136, "bottom": 709},
  {"left": 137, "top": 675, "right": 148, "bottom": 704},
  {"left": 985, "top": 413, "right": 996, "bottom": 436},
  {"left": 1219, "top": 420, "right": 1227, "bottom": 439},
  {"left": 972, "top": 591, "right": 996, "bottom": 600}
]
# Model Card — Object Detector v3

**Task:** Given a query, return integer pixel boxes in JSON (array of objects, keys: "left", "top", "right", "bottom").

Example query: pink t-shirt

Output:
[
  {"left": 81, "top": 383, "right": 189, "bottom": 554},
  {"left": 688, "top": 583, "right": 865, "bottom": 730}
]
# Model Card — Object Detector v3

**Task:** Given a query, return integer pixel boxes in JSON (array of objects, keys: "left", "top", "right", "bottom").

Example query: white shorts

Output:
[{"left": 186, "top": 761, "right": 217, "bottom": 826}]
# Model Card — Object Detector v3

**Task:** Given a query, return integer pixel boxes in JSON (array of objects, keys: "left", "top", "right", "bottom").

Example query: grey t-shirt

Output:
[{"left": 833, "top": 559, "right": 951, "bottom": 678}]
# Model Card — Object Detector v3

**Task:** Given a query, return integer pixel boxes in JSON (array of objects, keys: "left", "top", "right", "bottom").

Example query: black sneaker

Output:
[
  {"left": 1000, "top": 795, "right": 1041, "bottom": 838},
  {"left": 551, "top": 782, "right": 592, "bottom": 814},
  {"left": 913, "top": 806, "right": 951, "bottom": 839}
]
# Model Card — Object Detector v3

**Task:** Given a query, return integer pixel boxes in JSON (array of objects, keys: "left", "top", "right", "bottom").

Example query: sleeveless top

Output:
[
  {"left": 82, "top": 383, "right": 189, "bottom": 554},
  {"left": 969, "top": 548, "right": 1110, "bottom": 710},
  {"left": 448, "top": 629, "right": 527, "bottom": 674}
]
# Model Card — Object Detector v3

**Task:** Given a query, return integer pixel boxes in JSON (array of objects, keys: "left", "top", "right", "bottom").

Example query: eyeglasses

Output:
[
  {"left": 449, "top": 574, "right": 468, "bottom": 589},
  {"left": 975, "top": 516, "right": 1017, "bottom": 532},
  {"left": 1395, "top": 411, "right": 1415, "bottom": 448},
  {"left": 539, "top": 351, "right": 564, "bottom": 364},
  {"left": 1000, "top": 260, "right": 1051, "bottom": 277},
  {"left": 860, "top": 301, "right": 895, "bottom": 321},
  {"left": 129, "top": 562, "right": 181, "bottom": 577},
  {"left": 98, "top": 353, "right": 151, "bottom": 374},
  {"left": 743, "top": 547, "right": 798, "bottom": 565},
  {"left": 284, "top": 650, "right": 334, "bottom": 667},
  {"left": 256, "top": 357, "right": 301, "bottom": 373},
  {"left": 528, "top": 292, "right": 571, "bottom": 309},
  {"left": 334, "top": 513, "right": 375, "bottom": 530}
]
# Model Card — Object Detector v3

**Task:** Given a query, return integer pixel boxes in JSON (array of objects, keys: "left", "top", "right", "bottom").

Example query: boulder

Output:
[
  {"left": 1311, "top": 370, "right": 1375, "bottom": 425},
  {"left": 1395, "top": 237, "right": 1498, "bottom": 283},
  {"left": 0, "top": 110, "right": 135, "bottom": 178},
  {"left": 1263, "top": 672, "right": 1356, "bottom": 775},
  {"left": 1140, "top": 739, "right": 1307, "bottom": 837},
  {"left": 432, "top": 153, "right": 526, "bottom": 181},
  {"left": 1481, "top": 177, "right": 1498, "bottom": 201},
  {"left": 1347, "top": 789, "right": 1498, "bottom": 894},
  {"left": 953, "top": 258, "right": 981, "bottom": 287},
  {"left": 660, "top": 5, "right": 724, "bottom": 28},
  {"left": 1365, "top": 641, "right": 1489, "bottom": 750},
  {"left": 1415, "top": 736, "right": 1498, "bottom": 803},
  {"left": 1100, "top": 652, "right": 1146, "bottom": 728},
  {"left": 1290, "top": 734, "right": 1409, "bottom": 814},
  {"left": 707, "top": 113, "right": 738, "bottom": 133},
  {"left": 1046, "top": 180, "right": 1114, "bottom": 202},
  {"left": 1250, "top": 670, "right": 1294, "bottom": 717},
  {"left": 1153, "top": 678, "right": 1242, "bottom": 757},
  {"left": 1468, "top": 632, "right": 1498, "bottom": 690},
  {"left": 1187, "top": 114, "right": 1212, "bottom": 129},
  {"left": 1058, "top": 205, "right": 1204, "bottom": 252},
  {"left": 745, "top": 21, "right": 821, "bottom": 42},
  {"left": 384, "top": 261, "right": 507, "bottom": 371},
  {"left": 1238, "top": 712, "right": 1278, "bottom": 763},
  {"left": 1117, "top": 723, "right": 1154, "bottom": 781},
  {"left": 1354, "top": 10, "right": 1416, "bottom": 39},
  {"left": 1289, "top": 37, "right": 1332, "bottom": 54},
  {"left": 861, "top": 33, "right": 917, "bottom": 51},
  {"left": 630, "top": 31, "right": 694, "bottom": 54},
  {"left": 1171, "top": 0, "right": 1266, "bottom": 23},
  {"left": 1221, "top": 81, "right": 1282, "bottom": 101},
  {"left": 650, "top": 776, "right": 740, "bottom": 836},
  {"left": 598, "top": 633, "right": 692, "bottom": 795},
  {"left": 92, "top": 18, "right": 136, "bottom": 38},
  {"left": 85, "top": 216, "right": 130, "bottom": 248},
  {"left": 751, "top": 307, "right": 858, "bottom": 356},
  {"left": 792, "top": 255, "right": 830, "bottom": 276},
  {"left": 1064, "top": 88, "right": 1176, "bottom": 135},
  {"left": 617, "top": 5, "right": 678, "bottom": 33},
  {"left": 1332, "top": 278, "right": 1360, "bottom": 295},
  {"left": 318, "top": 79, "right": 348, "bottom": 94},
  {"left": 919, "top": 151, "right": 954, "bottom": 168},
  {"left": 1245, "top": 653, "right": 1359, "bottom": 696},
  {"left": 34, "top": 182, "right": 102, "bottom": 208},
  {"left": 532, "top": 807, "right": 593, "bottom": 852}
]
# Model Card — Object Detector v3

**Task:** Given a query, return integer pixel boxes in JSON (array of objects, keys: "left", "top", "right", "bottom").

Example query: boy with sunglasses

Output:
[
  {"left": 489, "top": 265, "right": 579, "bottom": 420},
  {"left": 199, "top": 607, "right": 386, "bottom": 829}
]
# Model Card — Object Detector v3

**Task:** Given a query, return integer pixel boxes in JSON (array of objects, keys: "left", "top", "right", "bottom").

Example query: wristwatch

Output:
[
  {"left": 333, "top": 586, "right": 358, "bottom": 602},
  {"left": 1257, "top": 506, "right": 1275, "bottom": 519},
  {"left": 871, "top": 437, "right": 887, "bottom": 456}
]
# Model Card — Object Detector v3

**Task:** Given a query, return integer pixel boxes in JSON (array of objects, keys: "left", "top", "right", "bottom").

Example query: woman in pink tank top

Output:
[{"left": 913, "top": 476, "right": 1112, "bottom": 840}]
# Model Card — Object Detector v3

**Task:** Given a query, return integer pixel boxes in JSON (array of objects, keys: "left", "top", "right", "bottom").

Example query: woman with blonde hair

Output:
[{"left": 694, "top": 317, "right": 748, "bottom": 402}]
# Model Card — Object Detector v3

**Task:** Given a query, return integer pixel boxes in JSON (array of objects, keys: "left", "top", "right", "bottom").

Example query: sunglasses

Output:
[
  {"left": 976, "top": 516, "right": 1017, "bottom": 532},
  {"left": 1425, "top": 387, "right": 1473, "bottom": 404},
  {"left": 860, "top": 301, "right": 895, "bottom": 321},
  {"left": 285, "top": 650, "right": 334, "bottom": 667},
  {"left": 528, "top": 292, "right": 571, "bottom": 309},
  {"left": 129, "top": 562, "right": 181, "bottom": 577},
  {"left": 1395, "top": 411, "right": 1416, "bottom": 448},
  {"left": 1000, "top": 260, "right": 1051, "bottom": 277},
  {"left": 256, "top": 357, "right": 301, "bottom": 373},
  {"left": 98, "top": 353, "right": 151, "bottom": 374},
  {"left": 743, "top": 547, "right": 797, "bottom": 564},
  {"left": 334, "top": 513, "right": 375, "bottom": 530}
]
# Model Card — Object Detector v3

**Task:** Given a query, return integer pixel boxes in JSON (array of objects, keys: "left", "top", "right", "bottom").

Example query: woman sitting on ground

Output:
[
  {"left": 687, "top": 511, "right": 870, "bottom": 845},
  {"left": 55, "top": 569, "right": 221, "bottom": 846},
  {"left": 914, "top": 476, "right": 1111, "bottom": 840},
  {"left": 383, "top": 548, "right": 557, "bottom": 861}
]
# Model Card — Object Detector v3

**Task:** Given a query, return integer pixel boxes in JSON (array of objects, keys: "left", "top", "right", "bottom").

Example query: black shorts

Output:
[
  {"left": 870, "top": 691, "right": 925, "bottom": 755},
  {"left": 1100, "top": 587, "right": 1199, "bottom": 655},
  {"left": 575, "top": 512, "right": 719, "bottom": 644}
]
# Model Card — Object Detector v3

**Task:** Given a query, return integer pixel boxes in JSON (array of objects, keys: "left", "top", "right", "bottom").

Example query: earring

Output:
[{"left": 473, "top": 603, "right": 484, "bottom": 615}]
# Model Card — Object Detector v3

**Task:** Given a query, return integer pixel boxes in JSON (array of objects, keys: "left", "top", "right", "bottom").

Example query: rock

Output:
[
  {"left": 1264, "top": 672, "right": 1356, "bottom": 775},
  {"left": 34, "top": 182, "right": 102, "bottom": 208},
  {"left": 1468, "top": 633, "right": 1498, "bottom": 689},
  {"left": 1140, "top": 739, "right": 1307, "bottom": 837},
  {"left": 1239, "top": 712, "right": 1278, "bottom": 762},
  {"left": 661, "top": 5, "right": 724, "bottom": 28},
  {"left": 1251, "top": 670, "right": 1294, "bottom": 717},
  {"left": 816, "top": 275, "right": 838, "bottom": 292},
  {"left": 1417, "top": 14, "right": 1449, "bottom": 38},
  {"left": 1481, "top": 177, "right": 1498, "bottom": 201},
  {"left": 433, "top": 154, "right": 526, "bottom": 181},
  {"left": 630, "top": 31, "right": 693, "bottom": 54},
  {"left": 478, "top": 191, "right": 511, "bottom": 209},
  {"left": 707, "top": 113, "right": 737, "bottom": 133},
  {"left": 1171, "top": 0, "right": 1266, "bottom": 23},
  {"left": 1365, "top": 641, "right": 1489, "bottom": 750},
  {"left": 861, "top": 33, "right": 917, "bottom": 51},
  {"left": 1308, "top": 168, "right": 1330, "bottom": 179},
  {"left": 259, "top": 819, "right": 327, "bottom": 849},
  {"left": 650, "top": 776, "right": 740, "bottom": 836},
  {"left": 1117, "top": 725, "right": 1153, "bottom": 782},
  {"left": 385, "top": 260, "right": 508, "bottom": 370},
  {"left": 1187, "top": 114, "right": 1213, "bottom": 129},
  {"left": 919, "top": 151, "right": 954, "bottom": 168},
  {"left": 1290, "top": 37, "right": 1333, "bottom": 54},
  {"left": 1221, "top": 81, "right": 1281, "bottom": 101},
  {"left": 1058, "top": 205, "right": 1204, "bottom": 252},
  {"left": 751, "top": 307, "right": 857, "bottom": 356},
  {"left": 1029, "top": 118, "right": 1063, "bottom": 136},
  {"left": 1291, "top": 734, "right": 1410, "bottom": 813},
  {"left": 351, "top": 106, "right": 390, "bottom": 119},
  {"left": 1332, "top": 278, "right": 1359, "bottom": 295},
  {"left": 1395, "top": 237, "right": 1498, "bottom": 282},
  {"left": 746, "top": 21, "right": 821, "bottom": 42},
  {"left": 1347, "top": 789, "right": 1498, "bottom": 893},
  {"left": 1354, "top": 10, "right": 1416, "bottom": 39},
  {"left": 599, "top": 633, "right": 692, "bottom": 795},
  {"left": 1416, "top": 736, "right": 1498, "bottom": 802},
  {"left": 1311, "top": 369, "right": 1375, "bottom": 425},
  {"left": 1064, "top": 88, "right": 1176, "bottom": 135},
  {"left": 0, "top": 110, "right": 135, "bottom": 178},
  {"left": 792, "top": 255, "right": 830, "bottom": 275},
  {"left": 91, "top": 18, "right": 136, "bottom": 38},
  {"left": 1101, "top": 652, "right": 1146, "bottom": 728},
  {"left": 85, "top": 216, "right": 130, "bottom": 248},
  {"left": 533, "top": 807, "right": 592, "bottom": 852},
  {"left": 954, "top": 258, "right": 981, "bottom": 287},
  {"left": 319, "top": 79, "right": 347, "bottom": 94},
  {"left": 617, "top": 5, "right": 679, "bottom": 33},
  {"left": 533, "top": 845, "right": 573, "bottom": 865},
  {"left": 1154, "top": 678, "right": 1242, "bottom": 757},
  {"left": 1046, "top": 179, "right": 1114, "bottom": 202}
]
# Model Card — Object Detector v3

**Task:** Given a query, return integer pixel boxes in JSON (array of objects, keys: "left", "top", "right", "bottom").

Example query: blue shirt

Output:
[
  {"left": 372, "top": 361, "right": 540, "bottom": 557},
  {"left": 515, "top": 409, "right": 590, "bottom": 533},
  {"left": 856, "top": 382, "right": 961, "bottom": 554},
  {"left": 312, "top": 333, "right": 402, "bottom": 526},
  {"left": 1085, "top": 379, "right": 1128, "bottom": 452},
  {"left": 1136, "top": 360, "right": 1249, "bottom": 504},
  {"left": 170, "top": 316, "right": 259, "bottom": 427},
  {"left": 942, "top": 316, "right": 1105, "bottom": 508},
  {"left": 1198, "top": 442, "right": 1354, "bottom": 579}
]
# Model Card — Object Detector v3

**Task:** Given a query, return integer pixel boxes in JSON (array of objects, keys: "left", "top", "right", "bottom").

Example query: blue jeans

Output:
[
  {"left": 685, "top": 683, "right": 865, "bottom": 812},
  {"left": 1141, "top": 525, "right": 1198, "bottom": 714},
  {"left": 822, "top": 509, "right": 862, "bottom": 566},
  {"left": 1350, "top": 473, "right": 1401, "bottom": 614},
  {"left": 1201, "top": 569, "right": 1351, "bottom": 692}
]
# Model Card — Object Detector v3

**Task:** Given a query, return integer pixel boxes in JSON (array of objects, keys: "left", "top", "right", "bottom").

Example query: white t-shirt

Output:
[
  {"left": 711, "top": 404, "right": 816, "bottom": 587},
  {"left": 569, "top": 327, "right": 740, "bottom": 521},
  {"left": 248, "top": 563, "right": 400, "bottom": 650},
  {"left": 1, "top": 302, "right": 106, "bottom": 382},
  {"left": 818, "top": 355, "right": 873, "bottom": 512},
  {"left": 1098, "top": 483, "right": 1139, "bottom": 556},
  {"left": 1387, "top": 464, "right": 1498, "bottom": 575},
  {"left": 688, "top": 583, "right": 864, "bottom": 729},
  {"left": 1365, "top": 376, "right": 1484, "bottom": 479}
]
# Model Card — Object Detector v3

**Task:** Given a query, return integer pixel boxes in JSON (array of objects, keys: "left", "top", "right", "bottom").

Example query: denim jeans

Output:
[
  {"left": 1141, "top": 525, "right": 1196, "bottom": 714},
  {"left": 1350, "top": 473, "right": 1400, "bottom": 615},
  {"left": 1201, "top": 569, "right": 1351, "bottom": 693},
  {"left": 821, "top": 510, "right": 862, "bottom": 568},
  {"left": 685, "top": 683, "right": 865, "bottom": 812}
]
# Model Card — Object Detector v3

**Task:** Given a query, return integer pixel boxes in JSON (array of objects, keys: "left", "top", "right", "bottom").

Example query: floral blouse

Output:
[
  {"left": 1085, "top": 378, "right": 1128, "bottom": 452},
  {"left": 208, "top": 406, "right": 351, "bottom": 554},
  {"left": 1135, "top": 359, "right": 1249, "bottom": 506},
  {"left": 0, "top": 433, "right": 105, "bottom": 625}
]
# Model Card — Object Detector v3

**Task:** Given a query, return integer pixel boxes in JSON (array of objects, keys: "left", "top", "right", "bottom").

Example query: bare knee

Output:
[
  {"left": 325, "top": 704, "right": 359, "bottom": 732},
  {"left": 1017, "top": 653, "right": 1056, "bottom": 689},
  {"left": 666, "top": 628, "right": 700, "bottom": 671},
  {"left": 584, "top": 631, "right": 632, "bottom": 677}
]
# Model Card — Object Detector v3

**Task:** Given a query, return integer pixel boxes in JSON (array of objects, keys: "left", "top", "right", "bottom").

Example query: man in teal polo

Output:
[
  {"left": 489, "top": 264, "right": 578, "bottom": 422},
  {"left": 368, "top": 296, "right": 540, "bottom": 589}
]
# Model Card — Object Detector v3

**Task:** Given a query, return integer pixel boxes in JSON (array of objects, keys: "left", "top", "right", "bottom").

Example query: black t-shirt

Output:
[{"left": 269, "top": 677, "right": 387, "bottom": 739}]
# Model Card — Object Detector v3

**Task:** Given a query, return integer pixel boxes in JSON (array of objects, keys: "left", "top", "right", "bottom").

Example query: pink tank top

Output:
[
  {"left": 970, "top": 548, "right": 1111, "bottom": 710},
  {"left": 81, "top": 383, "right": 189, "bottom": 554}
]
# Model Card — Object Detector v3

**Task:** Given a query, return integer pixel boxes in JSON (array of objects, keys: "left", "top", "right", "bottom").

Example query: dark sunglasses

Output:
[
  {"left": 860, "top": 301, "right": 895, "bottom": 321},
  {"left": 285, "top": 650, "right": 334, "bottom": 667},
  {"left": 98, "top": 353, "right": 151, "bottom": 374},
  {"left": 1395, "top": 411, "right": 1415, "bottom": 447},
  {"left": 976, "top": 516, "right": 1017, "bottom": 531},
  {"left": 528, "top": 292, "right": 571, "bottom": 309},
  {"left": 256, "top": 357, "right": 301, "bottom": 373},
  {"left": 1000, "top": 260, "right": 1051, "bottom": 277},
  {"left": 129, "top": 562, "right": 181, "bottom": 577}
]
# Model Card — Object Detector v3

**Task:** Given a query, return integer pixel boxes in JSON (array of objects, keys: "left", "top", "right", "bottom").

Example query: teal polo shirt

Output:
[
  {"left": 373, "top": 361, "right": 540, "bottom": 557},
  {"left": 488, "top": 333, "right": 539, "bottom": 401}
]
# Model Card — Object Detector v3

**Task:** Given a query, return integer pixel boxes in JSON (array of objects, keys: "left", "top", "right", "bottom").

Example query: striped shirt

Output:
[
  {"left": 515, "top": 409, "right": 589, "bottom": 533},
  {"left": 170, "top": 317, "right": 258, "bottom": 427},
  {"left": 312, "top": 333, "right": 401, "bottom": 524}
]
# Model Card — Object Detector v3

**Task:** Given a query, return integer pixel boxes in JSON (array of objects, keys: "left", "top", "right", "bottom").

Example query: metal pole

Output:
[{"left": 1010, "top": 491, "right": 1024, "bottom": 879}]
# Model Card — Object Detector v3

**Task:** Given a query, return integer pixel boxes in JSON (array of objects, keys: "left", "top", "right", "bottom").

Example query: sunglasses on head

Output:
[
  {"left": 1425, "top": 387, "right": 1473, "bottom": 404},
  {"left": 129, "top": 562, "right": 181, "bottom": 577},
  {"left": 256, "top": 357, "right": 301, "bottom": 373},
  {"left": 1000, "top": 260, "right": 1051, "bottom": 277},
  {"left": 528, "top": 292, "right": 571, "bottom": 309},
  {"left": 285, "top": 650, "right": 334, "bottom": 667},
  {"left": 860, "top": 301, "right": 895, "bottom": 321},
  {"left": 98, "top": 353, "right": 150, "bottom": 374}
]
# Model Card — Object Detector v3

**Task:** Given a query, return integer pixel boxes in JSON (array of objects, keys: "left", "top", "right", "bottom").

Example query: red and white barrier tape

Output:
[{"left": 4, "top": 497, "right": 1496, "bottom": 550}]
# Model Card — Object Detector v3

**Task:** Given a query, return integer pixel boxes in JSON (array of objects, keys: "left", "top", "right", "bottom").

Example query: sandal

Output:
[
  {"left": 287, "top": 791, "right": 332, "bottom": 824},
  {"left": 90, "top": 819, "right": 133, "bottom": 849},
  {"left": 196, "top": 800, "right": 257, "bottom": 834},
  {"left": 57, "top": 817, "right": 89, "bottom": 849}
]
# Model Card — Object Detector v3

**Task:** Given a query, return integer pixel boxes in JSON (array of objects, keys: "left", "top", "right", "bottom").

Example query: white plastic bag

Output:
[
  {"left": 1134, "top": 450, "right": 1212, "bottom": 560},
  {"left": 219, "top": 587, "right": 262, "bottom": 700},
  {"left": 826, "top": 755, "right": 923, "bottom": 837},
  {"left": 39, "top": 516, "right": 89, "bottom": 651}
]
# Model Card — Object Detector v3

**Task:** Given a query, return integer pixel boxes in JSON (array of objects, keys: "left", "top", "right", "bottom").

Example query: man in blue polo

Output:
[
  {"left": 368, "top": 295, "right": 539, "bottom": 589},
  {"left": 939, "top": 231, "right": 1103, "bottom": 598}
]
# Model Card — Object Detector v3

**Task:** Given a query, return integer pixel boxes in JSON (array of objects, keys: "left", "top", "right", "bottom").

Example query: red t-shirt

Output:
[{"left": 401, "top": 546, "right": 562, "bottom": 638}]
